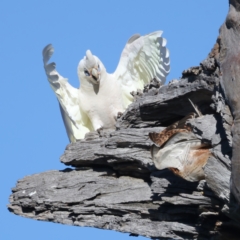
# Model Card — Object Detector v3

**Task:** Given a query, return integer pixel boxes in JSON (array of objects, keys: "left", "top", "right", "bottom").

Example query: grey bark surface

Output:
[
  {"left": 218, "top": 0, "right": 240, "bottom": 205},
  {"left": 8, "top": 1, "right": 240, "bottom": 239}
]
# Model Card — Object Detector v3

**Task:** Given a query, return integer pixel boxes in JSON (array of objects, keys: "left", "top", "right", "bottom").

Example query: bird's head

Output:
[{"left": 78, "top": 50, "right": 105, "bottom": 85}]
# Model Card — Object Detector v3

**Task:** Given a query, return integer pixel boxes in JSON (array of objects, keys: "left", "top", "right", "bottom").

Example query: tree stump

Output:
[{"left": 8, "top": 1, "right": 240, "bottom": 239}]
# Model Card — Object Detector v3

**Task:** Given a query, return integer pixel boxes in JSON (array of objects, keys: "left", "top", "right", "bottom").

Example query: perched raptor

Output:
[
  {"left": 43, "top": 31, "right": 170, "bottom": 142},
  {"left": 149, "top": 113, "right": 211, "bottom": 182}
]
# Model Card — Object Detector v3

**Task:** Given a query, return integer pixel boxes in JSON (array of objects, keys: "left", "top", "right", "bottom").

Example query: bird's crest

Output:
[{"left": 85, "top": 50, "right": 96, "bottom": 69}]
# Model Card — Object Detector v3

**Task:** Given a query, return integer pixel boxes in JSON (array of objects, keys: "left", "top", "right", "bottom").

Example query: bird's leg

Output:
[
  {"left": 114, "top": 112, "right": 123, "bottom": 121},
  {"left": 91, "top": 119, "right": 104, "bottom": 136},
  {"left": 117, "top": 112, "right": 123, "bottom": 118},
  {"left": 97, "top": 127, "right": 103, "bottom": 135}
]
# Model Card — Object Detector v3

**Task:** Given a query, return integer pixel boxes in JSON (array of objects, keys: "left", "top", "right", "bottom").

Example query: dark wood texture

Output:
[
  {"left": 8, "top": 1, "right": 240, "bottom": 239},
  {"left": 218, "top": 0, "right": 240, "bottom": 205}
]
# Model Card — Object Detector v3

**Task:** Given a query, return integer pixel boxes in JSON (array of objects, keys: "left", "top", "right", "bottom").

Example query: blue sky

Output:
[{"left": 1, "top": 1, "right": 228, "bottom": 239}]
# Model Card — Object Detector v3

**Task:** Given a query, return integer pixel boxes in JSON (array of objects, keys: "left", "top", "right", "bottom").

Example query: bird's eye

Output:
[
  {"left": 98, "top": 64, "right": 100, "bottom": 71},
  {"left": 84, "top": 69, "right": 90, "bottom": 76}
]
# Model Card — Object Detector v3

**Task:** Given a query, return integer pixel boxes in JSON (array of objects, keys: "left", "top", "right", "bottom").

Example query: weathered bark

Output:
[
  {"left": 8, "top": 1, "right": 240, "bottom": 239},
  {"left": 218, "top": 0, "right": 240, "bottom": 205}
]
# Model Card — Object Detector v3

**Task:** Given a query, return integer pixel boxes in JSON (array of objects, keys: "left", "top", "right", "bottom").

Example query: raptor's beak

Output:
[{"left": 91, "top": 68, "right": 100, "bottom": 82}]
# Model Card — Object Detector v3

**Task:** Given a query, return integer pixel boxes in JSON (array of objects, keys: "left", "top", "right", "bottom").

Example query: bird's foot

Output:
[
  {"left": 117, "top": 112, "right": 123, "bottom": 118},
  {"left": 97, "top": 127, "right": 103, "bottom": 135},
  {"left": 130, "top": 89, "right": 143, "bottom": 98},
  {"left": 114, "top": 112, "right": 123, "bottom": 121}
]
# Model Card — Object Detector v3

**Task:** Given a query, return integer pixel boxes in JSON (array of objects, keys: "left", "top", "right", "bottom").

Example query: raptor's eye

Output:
[
  {"left": 98, "top": 64, "right": 100, "bottom": 71},
  {"left": 84, "top": 69, "right": 90, "bottom": 76}
]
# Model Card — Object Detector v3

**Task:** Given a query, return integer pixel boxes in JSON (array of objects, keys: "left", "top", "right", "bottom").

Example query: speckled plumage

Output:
[{"left": 149, "top": 114, "right": 211, "bottom": 182}]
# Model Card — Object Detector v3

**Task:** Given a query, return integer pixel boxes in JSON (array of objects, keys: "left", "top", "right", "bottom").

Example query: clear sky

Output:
[{"left": 1, "top": 1, "right": 228, "bottom": 239}]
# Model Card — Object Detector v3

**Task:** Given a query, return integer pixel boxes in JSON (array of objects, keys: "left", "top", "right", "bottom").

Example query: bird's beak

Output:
[{"left": 91, "top": 68, "right": 100, "bottom": 82}]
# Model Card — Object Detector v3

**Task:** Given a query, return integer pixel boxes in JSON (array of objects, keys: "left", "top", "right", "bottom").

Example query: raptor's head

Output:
[{"left": 78, "top": 50, "right": 105, "bottom": 85}]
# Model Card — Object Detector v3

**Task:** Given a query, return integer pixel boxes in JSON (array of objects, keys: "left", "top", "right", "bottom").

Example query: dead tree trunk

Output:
[{"left": 8, "top": 1, "right": 240, "bottom": 239}]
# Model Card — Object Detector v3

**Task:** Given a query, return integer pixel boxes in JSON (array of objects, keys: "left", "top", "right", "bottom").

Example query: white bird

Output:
[{"left": 43, "top": 31, "right": 170, "bottom": 142}]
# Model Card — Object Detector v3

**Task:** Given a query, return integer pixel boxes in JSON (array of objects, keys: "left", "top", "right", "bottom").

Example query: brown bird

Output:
[
  {"left": 149, "top": 112, "right": 196, "bottom": 147},
  {"left": 149, "top": 112, "right": 211, "bottom": 182}
]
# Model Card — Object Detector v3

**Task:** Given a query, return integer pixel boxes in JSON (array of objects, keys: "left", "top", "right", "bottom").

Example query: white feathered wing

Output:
[
  {"left": 42, "top": 31, "right": 170, "bottom": 142},
  {"left": 114, "top": 31, "right": 170, "bottom": 108},
  {"left": 42, "top": 44, "right": 93, "bottom": 142}
]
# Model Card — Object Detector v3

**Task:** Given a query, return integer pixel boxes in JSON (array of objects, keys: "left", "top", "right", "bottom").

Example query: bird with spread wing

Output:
[
  {"left": 43, "top": 31, "right": 170, "bottom": 142},
  {"left": 149, "top": 112, "right": 211, "bottom": 182}
]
